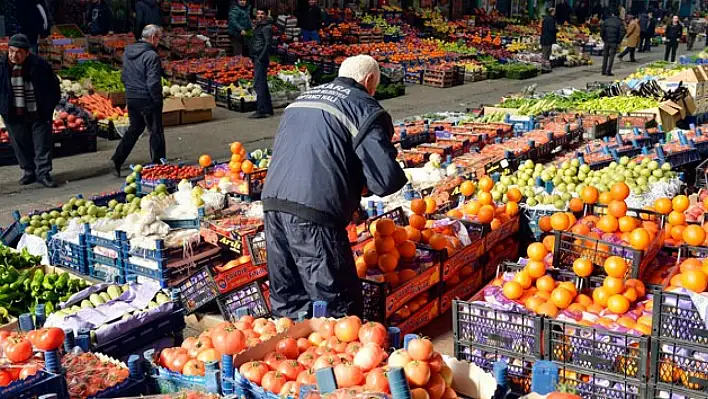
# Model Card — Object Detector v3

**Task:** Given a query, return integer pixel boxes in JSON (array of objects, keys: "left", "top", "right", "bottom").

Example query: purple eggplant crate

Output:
[{"left": 217, "top": 281, "right": 270, "bottom": 320}]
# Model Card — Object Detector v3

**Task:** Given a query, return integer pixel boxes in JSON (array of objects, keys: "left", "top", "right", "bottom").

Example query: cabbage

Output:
[
  {"left": 71, "top": 83, "right": 82, "bottom": 93},
  {"left": 62, "top": 79, "right": 72, "bottom": 88},
  {"left": 163, "top": 86, "right": 171, "bottom": 96}
]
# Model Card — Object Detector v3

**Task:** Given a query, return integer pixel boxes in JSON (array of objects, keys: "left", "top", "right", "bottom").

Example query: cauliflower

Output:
[
  {"left": 170, "top": 85, "right": 181, "bottom": 96},
  {"left": 186, "top": 83, "right": 195, "bottom": 90},
  {"left": 62, "top": 79, "right": 72, "bottom": 88},
  {"left": 191, "top": 87, "right": 202, "bottom": 96},
  {"left": 71, "top": 83, "right": 82, "bottom": 93},
  {"left": 163, "top": 86, "right": 171, "bottom": 97}
]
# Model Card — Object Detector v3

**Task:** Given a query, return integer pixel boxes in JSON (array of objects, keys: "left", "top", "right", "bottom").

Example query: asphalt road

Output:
[{"left": 0, "top": 47, "right": 697, "bottom": 225}]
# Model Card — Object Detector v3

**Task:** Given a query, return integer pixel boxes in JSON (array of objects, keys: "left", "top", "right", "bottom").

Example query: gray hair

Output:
[
  {"left": 338, "top": 55, "right": 380, "bottom": 84},
  {"left": 142, "top": 25, "right": 162, "bottom": 40}
]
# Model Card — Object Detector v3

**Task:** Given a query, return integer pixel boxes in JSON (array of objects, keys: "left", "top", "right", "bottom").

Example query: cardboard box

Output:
[
  {"left": 483, "top": 106, "right": 519, "bottom": 116},
  {"left": 180, "top": 95, "right": 216, "bottom": 124},
  {"left": 96, "top": 90, "right": 126, "bottom": 107},
  {"left": 683, "top": 94, "right": 698, "bottom": 116},
  {"left": 181, "top": 109, "right": 212, "bottom": 124},
  {"left": 162, "top": 97, "right": 184, "bottom": 126},
  {"left": 638, "top": 100, "right": 683, "bottom": 131}
]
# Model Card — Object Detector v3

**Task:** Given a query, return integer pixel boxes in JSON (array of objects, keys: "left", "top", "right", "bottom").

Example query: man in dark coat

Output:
[
  {"left": 541, "top": 8, "right": 557, "bottom": 64},
  {"left": 601, "top": 10, "right": 625, "bottom": 76},
  {"left": 664, "top": 15, "right": 683, "bottom": 62},
  {"left": 16, "top": 0, "right": 50, "bottom": 53},
  {"left": 87, "top": 0, "right": 113, "bottom": 35},
  {"left": 249, "top": 7, "right": 273, "bottom": 119},
  {"left": 135, "top": 0, "right": 162, "bottom": 40},
  {"left": 299, "top": 0, "right": 323, "bottom": 43},
  {"left": 228, "top": 0, "right": 252, "bottom": 56},
  {"left": 111, "top": 25, "right": 165, "bottom": 176},
  {"left": 687, "top": 15, "right": 705, "bottom": 51},
  {"left": 639, "top": 12, "right": 655, "bottom": 52},
  {"left": 262, "top": 55, "right": 408, "bottom": 318},
  {"left": 0, "top": 34, "right": 60, "bottom": 187},
  {"left": 555, "top": 0, "right": 570, "bottom": 25}
]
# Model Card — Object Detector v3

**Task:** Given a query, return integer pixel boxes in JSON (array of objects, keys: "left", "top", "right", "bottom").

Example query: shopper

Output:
[
  {"left": 299, "top": 0, "right": 323, "bottom": 43},
  {"left": 687, "top": 15, "right": 705, "bottom": 51},
  {"left": 87, "top": 0, "right": 113, "bottom": 35},
  {"left": 601, "top": 10, "right": 625, "bottom": 76},
  {"left": 619, "top": 15, "right": 640, "bottom": 62},
  {"left": 639, "top": 11, "right": 655, "bottom": 52},
  {"left": 111, "top": 25, "right": 165, "bottom": 176},
  {"left": 228, "top": 0, "right": 253, "bottom": 56},
  {"left": 134, "top": 0, "right": 162, "bottom": 40},
  {"left": 249, "top": 7, "right": 273, "bottom": 119},
  {"left": 540, "top": 8, "right": 557, "bottom": 65},
  {"left": 664, "top": 15, "right": 682, "bottom": 62},
  {"left": 262, "top": 55, "right": 408, "bottom": 319},
  {"left": 16, "top": 0, "right": 50, "bottom": 53},
  {"left": 0, "top": 34, "right": 60, "bottom": 188}
]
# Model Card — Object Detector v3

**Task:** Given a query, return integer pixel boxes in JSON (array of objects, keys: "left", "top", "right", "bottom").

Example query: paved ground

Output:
[{"left": 1, "top": 48, "right": 693, "bottom": 225}]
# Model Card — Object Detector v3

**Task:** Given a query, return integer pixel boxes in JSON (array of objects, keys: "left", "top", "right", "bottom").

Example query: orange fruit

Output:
[
  {"left": 624, "top": 279, "right": 646, "bottom": 297},
  {"left": 463, "top": 200, "right": 481, "bottom": 215},
  {"left": 654, "top": 198, "right": 673, "bottom": 214},
  {"left": 603, "top": 276, "right": 625, "bottom": 295},
  {"left": 671, "top": 225, "right": 687, "bottom": 241},
  {"left": 536, "top": 302, "right": 559, "bottom": 317},
  {"left": 376, "top": 219, "right": 396, "bottom": 236},
  {"left": 409, "top": 214, "right": 427, "bottom": 230},
  {"left": 672, "top": 195, "right": 690, "bottom": 213},
  {"left": 597, "top": 214, "right": 619, "bottom": 233},
  {"left": 629, "top": 228, "right": 651, "bottom": 250},
  {"left": 230, "top": 142, "right": 243, "bottom": 154},
  {"left": 460, "top": 181, "right": 475, "bottom": 197},
  {"left": 668, "top": 211, "right": 686, "bottom": 226},
  {"left": 592, "top": 286, "right": 611, "bottom": 307},
  {"left": 386, "top": 272, "right": 401, "bottom": 288},
  {"left": 231, "top": 153, "right": 243, "bottom": 163},
  {"left": 375, "top": 236, "right": 395, "bottom": 253},
  {"left": 536, "top": 275, "right": 556, "bottom": 292},
  {"left": 241, "top": 160, "right": 254, "bottom": 174},
  {"left": 681, "top": 258, "right": 703, "bottom": 272},
  {"left": 558, "top": 281, "right": 578, "bottom": 297},
  {"left": 683, "top": 225, "right": 707, "bottom": 246},
  {"left": 507, "top": 188, "right": 522, "bottom": 202},
  {"left": 228, "top": 160, "right": 242, "bottom": 172},
  {"left": 524, "top": 296, "right": 545, "bottom": 313},
  {"left": 428, "top": 234, "right": 447, "bottom": 251},
  {"left": 572, "top": 258, "right": 593, "bottom": 277},
  {"left": 567, "top": 303, "right": 586, "bottom": 313},
  {"left": 527, "top": 242, "right": 548, "bottom": 262},
  {"left": 411, "top": 199, "right": 426, "bottom": 215},
  {"left": 478, "top": 192, "right": 493, "bottom": 206},
  {"left": 622, "top": 286, "right": 639, "bottom": 303},
  {"left": 550, "top": 213, "right": 570, "bottom": 231},
  {"left": 513, "top": 270, "right": 533, "bottom": 289},
  {"left": 478, "top": 176, "right": 494, "bottom": 193},
  {"left": 506, "top": 201, "right": 519, "bottom": 217},
  {"left": 378, "top": 253, "right": 398, "bottom": 273},
  {"left": 446, "top": 209, "right": 463, "bottom": 219},
  {"left": 575, "top": 294, "right": 593, "bottom": 307},
  {"left": 420, "top": 229, "right": 434, "bottom": 244},
  {"left": 397, "top": 241, "right": 417, "bottom": 259},
  {"left": 581, "top": 186, "right": 599, "bottom": 204},
  {"left": 586, "top": 303, "right": 604, "bottom": 314},
  {"left": 356, "top": 257, "right": 368, "bottom": 277},
  {"left": 550, "top": 287, "right": 573, "bottom": 309},
  {"left": 198, "top": 154, "right": 213, "bottom": 167},
  {"left": 538, "top": 216, "right": 552, "bottom": 232},
  {"left": 670, "top": 273, "right": 684, "bottom": 288},
  {"left": 525, "top": 260, "right": 546, "bottom": 278},
  {"left": 572, "top": 223, "right": 591, "bottom": 235},
  {"left": 542, "top": 235, "right": 556, "bottom": 252},
  {"left": 610, "top": 182, "right": 630, "bottom": 201},
  {"left": 607, "top": 294, "right": 630, "bottom": 314},
  {"left": 536, "top": 290, "right": 551, "bottom": 301},
  {"left": 424, "top": 198, "right": 437, "bottom": 214},
  {"left": 490, "top": 218, "right": 502, "bottom": 230},
  {"left": 392, "top": 227, "right": 408, "bottom": 245},
  {"left": 598, "top": 192, "right": 613, "bottom": 205},
  {"left": 363, "top": 249, "right": 378, "bottom": 267},
  {"left": 608, "top": 200, "right": 628, "bottom": 218},
  {"left": 618, "top": 216, "right": 637, "bottom": 233},
  {"left": 681, "top": 270, "right": 708, "bottom": 293},
  {"left": 569, "top": 198, "right": 584, "bottom": 213},
  {"left": 502, "top": 281, "right": 523, "bottom": 300},
  {"left": 477, "top": 206, "right": 495, "bottom": 224},
  {"left": 405, "top": 226, "right": 421, "bottom": 242},
  {"left": 399, "top": 269, "right": 416, "bottom": 283}
]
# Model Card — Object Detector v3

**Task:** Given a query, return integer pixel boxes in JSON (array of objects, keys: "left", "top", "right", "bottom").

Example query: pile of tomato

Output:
[
  {"left": 64, "top": 353, "right": 130, "bottom": 399},
  {"left": 0, "top": 327, "right": 65, "bottom": 387},
  {"left": 140, "top": 164, "right": 204, "bottom": 182}
]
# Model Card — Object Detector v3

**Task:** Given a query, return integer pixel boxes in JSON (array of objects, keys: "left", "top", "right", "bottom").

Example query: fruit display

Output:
[
  {"left": 0, "top": 327, "right": 64, "bottom": 386},
  {"left": 63, "top": 352, "right": 130, "bottom": 398},
  {"left": 53, "top": 100, "right": 92, "bottom": 134}
]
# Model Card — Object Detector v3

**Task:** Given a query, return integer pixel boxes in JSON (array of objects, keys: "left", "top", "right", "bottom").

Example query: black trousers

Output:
[
  {"left": 618, "top": 46, "right": 636, "bottom": 61},
  {"left": 602, "top": 44, "right": 618, "bottom": 74},
  {"left": 639, "top": 32, "right": 652, "bottom": 51},
  {"left": 6, "top": 119, "right": 52, "bottom": 177},
  {"left": 665, "top": 42, "right": 679, "bottom": 62},
  {"left": 687, "top": 33, "right": 697, "bottom": 51},
  {"left": 253, "top": 59, "right": 273, "bottom": 115},
  {"left": 111, "top": 98, "right": 166, "bottom": 167},
  {"left": 264, "top": 211, "right": 363, "bottom": 319}
]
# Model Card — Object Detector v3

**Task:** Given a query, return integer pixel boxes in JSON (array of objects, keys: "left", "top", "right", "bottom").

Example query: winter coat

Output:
[
  {"left": 250, "top": 17, "right": 273, "bottom": 63},
  {"left": 688, "top": 19, "right": 706, "bottom": 34},
  {"left": 135, "top": 0, "right": 162, "bottom": 38},
  {"left": 121, "top": 41, "right": 163, "bottom": 107},
  {"left": 299, "top": 5, "right": 323, "bottom": 31},
  {"left": 262, "top": 77, "right": 408, "bottom": 228},
  {"left": 16, "top": 0, "right": 50, "bottom": 44},
  {"left": 665, "top": 23, "right": 683, "bottom": 43},
  {"left": 625, "top": 19, "right": 640, "bottom": 47},
  {"left": 601, "top": 16, "right": 625, "bottom": 45},
  {"left": 0, "top": 53, "right": 60, "bottom": 122},
  {"left": 87, "top": 2, "right": 112, "bottom": 35},
  {"left": 228, "top": 3, "right": 252, "bottom": 36},
  {"left": 639, "top": 13, "right": 650, "bottom": 32},
  {"left": 541, "top": 15, "right": 557, "bottom": 45}
]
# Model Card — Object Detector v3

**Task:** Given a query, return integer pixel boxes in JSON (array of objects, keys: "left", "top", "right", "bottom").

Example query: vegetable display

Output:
[{"left": 63, "top": 352, "right": 130, "bottom": 398}]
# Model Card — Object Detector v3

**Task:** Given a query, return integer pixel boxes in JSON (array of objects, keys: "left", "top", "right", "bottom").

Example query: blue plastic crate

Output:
[
  {"left": 0, "top": 370, "right": 68, "bottom": 398},
  {"left": 47, "top": 234, "right": 89, "bottom": 275},
  {"left": 161, "top": 207, "right": 205, "bottom": 230},
  {"left": 89, "top": 262, "right": 125, "bottom": 284},
  {"left": 0, "top": 210, "right": 26, "bottom": 246},
  {"left": 146, "top": 354, "right": 221, "bottom": 394},
  {"left": 88, "top": 248, "right": 127, "bottom": 270},
  {"left": 84, "top": 225, "right": 128, "bottom": 251}
]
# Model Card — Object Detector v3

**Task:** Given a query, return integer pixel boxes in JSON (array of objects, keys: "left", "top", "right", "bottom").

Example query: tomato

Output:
[
  {"left": 183, "top": 359, "right": 206, "bottom": 376},
  {"left": 168, "top": 351, "right": 190, "bottom": 373},
  {"left": 245, "top": 337, "right": 261, "bottom": 348},
  {"left": 313, "top": 354, "right": 341, "bottom": 371},
  {"left": 197, "top": 348, "right": 219, "bottom": 363},
  {"left": 159, "top": 348, "right": 177, "bottom": 369},
  {"left": 280, "top": 381, "right": 302, "bottom": 398},
  {"left": 296, "top": 337, "right": 311, "bottom": 354},
  {"left": 344, "top": 342, "right": 362, "bottom": 356},
  {"left": 388, "top": 349, "right": 411, "bottom": 368},
  {"left": 19, "top": 363, "right": 39, "bottom": 380},
  {"left": 277, "top": 360, "right": 304, "bottom": 381},
  {"left": 318, "top": 320, "right": 335, "bottom": 339},
  {"left": 253, "top": 319, "right": 276, "bottom": 336},
  {"left": 428, "top": 352, "right": 443, "bottom": 373},
  {"left": 4, "top": 337, "right": 32, "bottom": 363},
  {"left": 408, "top": 338, "right": 433, "bottom": 361},
  {"left": 181, "top": 337, "right": 198, "bottom": 351},
  {"left": 212, "top": 326, "right": 246, "bottom": 356},
  {"left": 297, "top": 369, "right": 317, "bottom": 385},
  {"left": 365, "top": 368, "right": 390, "bottom": 394},
  {"left": 439, "top": 365, "right": 453, "bottom": 388},
  {"left": 189, "top": 336, "right": 214, "bottom": 358},
  {"left": 325, "top": 337, "right": 347, "bottom": 353},
  {"left": 297, "top": 352, "right": 316, "bottom": 369},
  {"left": 240, "top": 361, "right": 269, "bottom": 385},
  {"left": 261, "top": 371, "right": 288, "bottom": 393},
  {"left": 426, "top": 373, "right": 446, "bottom": 399},
  {"left": 334, "top": 316, "right": 361, "bottom": 343},
  {"left": 353, "top": 343, "right": 385, "bottom": 372},
  {"left": 308, "top": 332, "right": 325, "bottom": 346},
  {"left": 404, "top": 361, "right": 431, "bottom": 387},
  {"left": 264, "top": 352, "right": 287, "bottom": 370},
  {"left": 276, "top": 338, "right": 299, "bottom": 359},
  {"left": 239, "top": 315, "right": 256, "bottom": 325},
  {"left": 358, "top": 322, "right": 388, "bottom": 347},
  {"left": 0, "top": 370, "right": 10, "bottom": 387},
  {"left": 333, "top": 364, "right": 364, "bottom": 388},
  {"left": 275, "top": 317, "right": 294, "bottom": 333}
]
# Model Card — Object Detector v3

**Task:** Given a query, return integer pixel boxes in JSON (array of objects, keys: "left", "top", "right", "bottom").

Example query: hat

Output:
[{"left": 9, "top": 34, "right": 31, "bottom": 50}]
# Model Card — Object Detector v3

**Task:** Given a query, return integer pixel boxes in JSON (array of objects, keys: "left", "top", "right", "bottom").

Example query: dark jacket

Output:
[
  {"left": 122, "top": 41, "right": 163, "bottom": 106},
  {"left": 262, "top": 77, "right": 407, "bottom": 228},
  {"left": 228, "top": 3, "right": 252, "bottom": 36},
  {"left": 17, "top": 0, "right": 50, "bottom": 44},
  {"left": 639, "top": 13, "right": 650, "bottom": 32},
  {"left": 601, "top": 16, "right": 625, "bottom": 45},
  {"left": 299, "top": 5, "right": 323, "bottom": 31},
  {"left": 135, "top": 0, "right": 162, "bottom": 38},
  {"left": 665, "top": 23, "right": 683, "bottom": 43},
  {"left": 688, "top": 18, "right": 705, "bottom": 34},
  {"left": 541, "top": 15, "right": 557, "bottom": 45},
  {"left": 87, "top": 2, "right": 112, "bottom": 35},
  {"left": 250, "top": 17, "right": 273, "bottom": 63},
  {"left": 0, "top": 54, "right": 60, "bottom": 122}
]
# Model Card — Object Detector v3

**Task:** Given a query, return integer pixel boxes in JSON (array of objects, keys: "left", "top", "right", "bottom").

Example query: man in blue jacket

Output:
[
  {"left": 262, "top": 55, "right": 408, "bottom": 318},
  {"left": 228, "top": 0, "right": 252, "bottom": 56},
  {"left": 0, "top": 34, "right": 60, "bottom": 187}
]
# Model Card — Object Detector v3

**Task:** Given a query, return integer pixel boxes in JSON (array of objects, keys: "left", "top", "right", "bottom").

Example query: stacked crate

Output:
[{"left": 84, "top": 226, "right": 128, "bottom": 283}]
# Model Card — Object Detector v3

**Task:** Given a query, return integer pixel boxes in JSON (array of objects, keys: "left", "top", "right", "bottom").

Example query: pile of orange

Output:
[
  {"left": 355, "top": 218, "right": 418, "bottom": 280},
  {"left": 449, "top": 176, "right": 520, "bottom": 229},
  {"left": 409, "top": 198, "right": 464, "bottom": 256},
  {"left": 656, "top": 195, "right": 708, "bottom": 247},
  {"left": 210, "top": 141, "right": 256, "bottom": 183},
  {"left": 667, "top": 258, "right": 708, "bottom": 293}
]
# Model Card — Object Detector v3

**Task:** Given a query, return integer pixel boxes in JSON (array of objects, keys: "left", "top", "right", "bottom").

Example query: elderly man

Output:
[
  {"left": 111, "top": 25, "right": 165, "bottom": 176},
  {"left": 0, "top": 34, "right": 60, "bottom": 187},
  {"left": 262, "top": 55, "right": 408, "bottom": 318}
]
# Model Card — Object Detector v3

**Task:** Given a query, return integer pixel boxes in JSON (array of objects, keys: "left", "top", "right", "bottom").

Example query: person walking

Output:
[
  {"left": 664, "top": 15, "right": 682, "bottom": 62},
  {"left": 249, "top": 7, "right": 273, "bottom": 119},
  {"left": 16, "top": 0, "right": 50, "bottom": 53},
  {"left": 299, "top": 0, "right": 323, "bottom": 43},
  {"left": 601, "top": 10, "right": 625, "bottom": 76},
  {"left": 687, "top": 15, "right": 705, "bottom": 51},
  {"left": 262, "top": 55, "right": 408, "bottom": 318},
  {"left": 0, "top": 34, "right": 60, "bottom": 187},
  {"left": 541, "top": 8, "right": 557, "bottom": 66},
  {"left": 86, "top": 0, "right": 113, "bottom": 35},
  {"left": 134, "top": 0, "right": 161, "bottom": 40},
  {"left": 228, "top": 0, "right": 252, "bottom": 56},
  {"left": 111, "top": 25, "right": 165, "bottom": 176},
  {"left": 619, "top": 15, "right": 640, "bottom": 62},
  {"left": 639, "top": 11, "right": 655, "bottom": 52}
]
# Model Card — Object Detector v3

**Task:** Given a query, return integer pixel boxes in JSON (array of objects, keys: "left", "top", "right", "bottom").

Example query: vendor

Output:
[
  {"left": 228, "top": 0, "right": 253, "bottom": 56},
  {"left": 298, "top": 0, "right": 323, "bottom": 43},
  {"left": 262, "top": 55, "right": 408, "bottom": 318},
  {"left": 87, "top": 0, "right": 113, "bottom": 36}
]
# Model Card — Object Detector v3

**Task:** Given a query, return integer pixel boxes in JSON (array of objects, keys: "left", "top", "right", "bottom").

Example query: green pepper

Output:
[
  {"left": 23, "top": 278, "right": 31, "bottom": 292},
  {"left": 10, "top": 274, "right": 27, "bottom": 291},
  {"left": 41, "top": 291, "right": 58, "bottom": 302},
  {"left": 54, "top": 273, "right": 69, "bottom": 291},
  {"left": 42, "top": 275, "right": 53, "bottom": 291},
  {"left": 31, "top": 270, "right": 44, "bottom": 291},
  {"left": 0, "top": 291, "right": 21, "bottom": 303},
  {"left": 60, "top": 292, "right": 73, "bottom": 302},
  {"left": 44, "top": 301, "right": 54, "bottom": 315}
]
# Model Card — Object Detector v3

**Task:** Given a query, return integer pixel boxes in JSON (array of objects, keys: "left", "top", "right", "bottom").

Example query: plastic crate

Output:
[
  {"left": 523, "top": 207, "right": 558, "bottom": 241},
  {"left": 651, "top": 287, "right": 708, "bottom": 345},
  {"left": 650, "top": 337, "right": 708, "bottom": 394},
  {"left": 456, "top": 341, "right": 535, "bottom": 394},
  {"left": 176, "top": 267, "right": 220, "bottom": 313},
  {"left": 0, "top": 370, "right": 68, "bottom": 398},
  {"left": 648, "top": 384, "right": 708, "bottom": 399},
  {"left": 217, "top": 281, "right": 270, "bottom": 320},
  {"left": 161, "top": 207, "right": 205, "bottom": 230},
  {"left": 47, "top": 233, "right": 89, "bottom": 275},
  {"left": 147, "top": 351, "right": 221, "bottom": 394},
  {"left": 545, "top": 319, "right": 650, "bottom": 381},
  {"left": 556, "top": 364, "right": 648, "bottom": 399}
]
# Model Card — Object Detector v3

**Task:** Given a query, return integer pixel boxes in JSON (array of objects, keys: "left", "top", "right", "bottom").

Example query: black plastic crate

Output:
[
  {"left": 246, "top": 232, "right": 267, "bottom": 265},
  {"left": 649, "top": 384, "right": 708, "bottom": 399},
  {"left": 217, "top": 280, "right": 270, "bottom": 320},
  {"left": 556, "top": 364, "right": 648, "bottom": 399},
  {"left": 545, "top": 319, "right": 650, "bottom": 381},
  {"left": 696, "top": 158, "right": 708, "bottom": 189},
  {"left": 175, "top": 267, "right": 220, "bottom": 313},
  {"left": 455, "top": 342, "right": 535, "bottom": 394},
  {"left": 651, "top": 337, "right": 708, "bottom": 393},
  {"left": 365, "top": 207, "right": 409, "bottom": 231}
]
